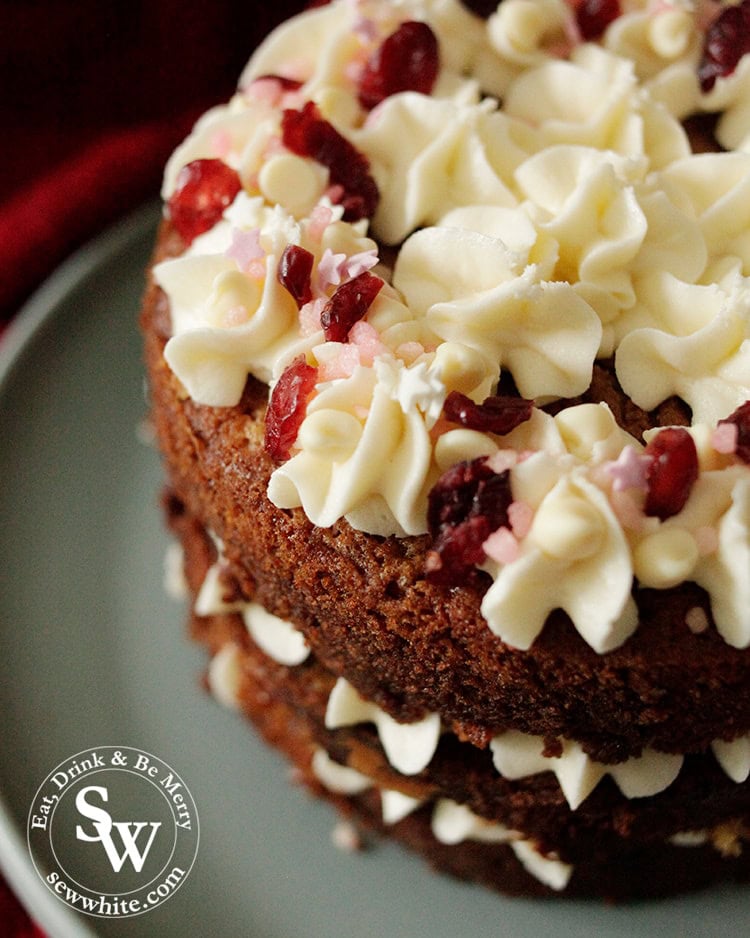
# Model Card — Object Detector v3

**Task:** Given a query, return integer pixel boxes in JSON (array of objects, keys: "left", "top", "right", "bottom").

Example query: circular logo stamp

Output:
[{"left": 27, "top": 746, "right": 199, "bottom": 919}]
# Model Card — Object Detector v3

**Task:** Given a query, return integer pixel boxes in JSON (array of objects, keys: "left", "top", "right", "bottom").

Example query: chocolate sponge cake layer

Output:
[{"left": 143, "top": 229, "right": 750, "bottom": 764}]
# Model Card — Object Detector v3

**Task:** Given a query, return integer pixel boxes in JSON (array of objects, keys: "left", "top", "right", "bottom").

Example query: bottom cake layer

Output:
[{"left": 164, "top": 491, "right": 750, "bottom": 901}]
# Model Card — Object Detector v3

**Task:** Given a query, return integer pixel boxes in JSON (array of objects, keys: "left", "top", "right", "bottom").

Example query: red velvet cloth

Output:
[
  {"left": 0, "top": 1, "right": 307, "bottom": 932},
  {"left": 0, "top": 0, "right": 308, "bottom": 321}
]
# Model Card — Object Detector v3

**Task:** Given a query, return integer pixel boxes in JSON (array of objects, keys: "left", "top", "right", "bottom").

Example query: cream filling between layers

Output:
[
  {"left": 309, "top": 747, "right": 573, "bottom": 891},
  {"left": 190, "top": 545, "right": 750, "bottom": 808},
  {"left": 312, "top": 741, "right": 750, "bottom": 883}
]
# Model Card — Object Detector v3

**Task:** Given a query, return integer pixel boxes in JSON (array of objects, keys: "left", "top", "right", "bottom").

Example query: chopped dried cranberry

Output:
[
  {"left": 443, "top": 391, "right": 533, "bottom": 436},
  {"left": 320, "top": 272, "right": 383, "bottom": 342},
  {"left": 277, "top": 245, "right": 314, "bottom": 308},
  {"left": 576, "top": 0, "right": 621, "bottom": 40},
  {"left": 264, "top": 357, "right": 318, "bottom": 462},
  {"left": 358, "top": 21, "right": 440, "bottom": 110},
  {"left": 643, "top": 428, "right": 699, "bottom": 521},
  {"left": 426, "top": 458, "right": 513, "bottom": 586},
  {"left": 699, "top": 0, "right": 750, "bottom": 92},
  {"left": 281, "top": 101, "right": 379, "bottom": 221},
  {"left": 167, "top": 159, "right": 242, "bottom": 245},
  {"left": 719, "top": 400, "right": 750, "bottom": 464}
]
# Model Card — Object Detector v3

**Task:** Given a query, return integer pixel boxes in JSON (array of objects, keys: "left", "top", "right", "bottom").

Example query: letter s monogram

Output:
[{"left": 75, "top": 786, "right": 112, "bottom": 842}]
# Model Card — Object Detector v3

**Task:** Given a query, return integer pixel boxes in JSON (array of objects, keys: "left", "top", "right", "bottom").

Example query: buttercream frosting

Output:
[
  {"left": 712, "top": 734, "right": 750, "bottom": 785},
  {"left": 156, "top": 0, "right": 750, "bottom": 657},
  {"left": 325, "top": 677, "right": 441, "bottom": 776},
  {"left": 207, "top": 644, "right": 243, "bottom": 710},
  {"left": 163, "top": 542, "right": 188, "bottom": 602}
]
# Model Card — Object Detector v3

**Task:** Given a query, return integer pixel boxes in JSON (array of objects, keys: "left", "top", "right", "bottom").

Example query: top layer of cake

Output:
[{"left": 151, "top": 0, "right": 750, "bottom": 662}]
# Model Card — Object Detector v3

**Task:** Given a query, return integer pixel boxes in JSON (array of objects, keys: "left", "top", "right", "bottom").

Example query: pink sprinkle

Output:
[
  {"left": 508, "top": 500, "right": 534, "bottom": 539},
  {"left": 222, "top": 305, "right": 251, "bottom": 327},
  {"left": 299, "top": 297, "right": 326, "bottom": 336},
  {"left": 211, "top": 129, "right": 233, "bottom": 159},
  {"left": 685, "top": 606, "right": 710, "bottom": 634},
  {"left": 483, "top": 527, "right": 520, "bottom": 565},
  {"left": 712, "top": 423, "right": 738, "bottom": 455},
  {"left": 246, "top": 259, "right": 267, "bottom": 281},
  {"left": 246, "top": 77, "right": 283, "bottom": 107},
  {"left": 349, "top": 321, "right": 388, "bottom": 364},
  {"left": 344, "top": 249, "right": 379, "bottom": 279},
  {"left": 225, "top": 228, "right": 265, "bottom": 273},
  {"left": 487, "top": 450, "right": 518, "bottom": 474},
  {"left": 308, "top": 205, "right": 334, "bottom": 242},
  {"left": 318, "top": 344, "right": 361, "bottom": 382},
  {"left": 344, "top": 59, "right": 366, "bottom": 83},
  {"left": 395, "top": 342, "right": 425, "bottom": 365},
  {"left": 353, "top": 404, "right": 370, "bottom": 421},
  {"left": 326, "top": 183, "right": 346, "bottom": 204},
  {"left": 353, "top": 15, "right": 379, "bottom": 42},
  {"left": 694, "top": 525, "right": 719, "bottom": 556},
  {"left": 317, "top": 248, "right": 347, "bottom": 292},
  {"left": 603, "top": 446, "right": 652, "bottom": 492}
]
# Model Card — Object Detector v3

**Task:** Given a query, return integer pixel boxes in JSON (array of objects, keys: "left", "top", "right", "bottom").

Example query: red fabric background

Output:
[
  {"left": 0, "top": 0, "right": 309, "bottom": 321},
  {"left": 0, "top": 1, "right": 306, "bottom": 933}
]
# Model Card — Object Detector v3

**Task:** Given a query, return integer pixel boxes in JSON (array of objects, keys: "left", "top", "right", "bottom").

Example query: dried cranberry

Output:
[
  {"left": 576, "top": 0, "right": 621, "bottom": 40},
  {"left": 320, "top": 272, "right": 383, "bottom": 342},
  {"left": 277, "top": 245, "right": 314, "bottom": 308},
  {"left": 719, "top": 400, "right": 750, "bottom": 464},
  {"left": 167, "top": 159, "right": 242, "bottom": 245},
  {"left": 443, "top": 391, "right": 533, "bottom": 436},
  {"left": 264, "top": 357, "right": 318, "bottom": 462},
  {"left": 358, "top": 21, "right": 440, "bottom": 110},
  {"left": 426, "top": 459, "right": 513, "bottom": 586},
  {"left": 281, "top": 101, "right": 379, "bottom": 221},
  {"left": 643, "top": 428, "right": 699, "bottom": 521},
  {"left": 699, "top": 0, "right": 750, "bottom": 92}
]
